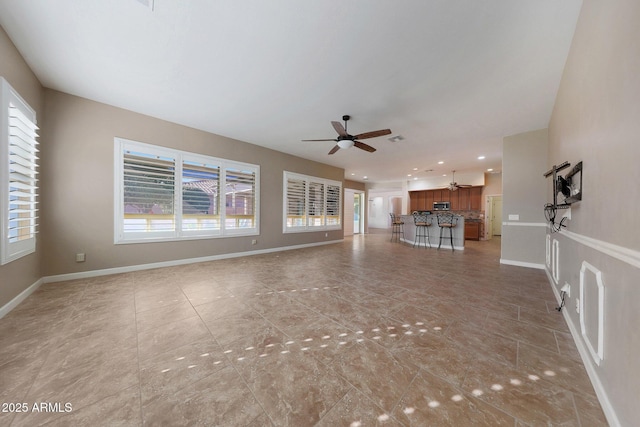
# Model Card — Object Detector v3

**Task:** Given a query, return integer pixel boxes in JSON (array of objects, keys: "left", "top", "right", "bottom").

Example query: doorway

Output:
[
  {"left": 490, "top": 195, "right": 503, "bottom": 236},
  {"left": 353, "top": 192, "right": 363, "bottom": 234}
]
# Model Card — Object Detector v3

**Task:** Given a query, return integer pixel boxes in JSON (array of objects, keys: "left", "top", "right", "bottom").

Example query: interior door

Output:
[{"left": 492, "top": 196, "right": 503, "bottom": 236}]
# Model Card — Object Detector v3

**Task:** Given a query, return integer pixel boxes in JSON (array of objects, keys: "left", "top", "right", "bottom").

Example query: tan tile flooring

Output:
[{"left": 0, "top": 233, "right": 608, "bottom": 426}]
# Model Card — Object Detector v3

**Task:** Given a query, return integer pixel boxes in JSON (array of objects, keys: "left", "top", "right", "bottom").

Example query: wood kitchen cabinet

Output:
[
  {"left": 458, "top": 188, "right": 470, "bottom": 210},
  {"left": 449, "top": 190, "right": 459, "bottom": 210},
  {"left": 409, "top": 186, "right": 483, "bottom": 212},
  {"left": 470, "top": 187, "right": 482, "bottom": 210},
  {"left": 464, "top": 221, "right": 481, "bottom": 240}
]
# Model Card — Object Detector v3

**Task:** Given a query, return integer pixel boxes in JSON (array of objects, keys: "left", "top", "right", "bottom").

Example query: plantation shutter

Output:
[
  {"left": 326, "top": 183, "right": 341, "bottom": 226},
  {"left": 286, "top": 177, "right": 306, "bottom": 228},
  {"left": 307, "top": 181, "right": 325, "bottom": 227},
  {"left": 225, "top": 167, "right": 256, "bottom": 230},
  {"left": 182, "top": 160, "right": 220, "bottom": 232},
  {"left": 2, "top": 78, "right": 39, "bottom": 264},
  {"left": 122, "top": 150, "right": 176, "bottom": 233}
]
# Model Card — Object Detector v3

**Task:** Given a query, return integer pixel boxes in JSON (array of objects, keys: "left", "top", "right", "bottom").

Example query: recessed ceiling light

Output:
[
  {"left": 413, "top": 177, "right": 418, "bottom": 180},
  {"left": 487, "top": 168, "right": 493, "bottom": 172},
  {"left": 412, "top": 167, "right": 418, "bottom": 171},
  {"left": 438, "top": 161, "right": 444, "bottom": 165},
  {"left": 477, "top": 156, "right": 486, "bottom": 160},
  {"left": 407, "top": 174, "right": 412, "bottom": 177},
  {"left": 442, "top": 174, "right": 447, "bottom": 177},
  {"left": 351, "top": 173, "right": 355, "bottom": 176},
  {"left": 363, "top": 176, "right": 368, "bottom": 180}
]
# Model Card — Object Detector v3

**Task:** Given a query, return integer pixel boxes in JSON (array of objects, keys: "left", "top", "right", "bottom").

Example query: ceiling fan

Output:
[
  {"left": 302, "top": 115, "right": 392, "bottom": 155},
  {"left": 446, "top": 170, "right": 472, "bottom": 191}
]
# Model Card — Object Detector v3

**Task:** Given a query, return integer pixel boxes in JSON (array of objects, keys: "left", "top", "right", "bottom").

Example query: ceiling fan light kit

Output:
[
  {"left": 302, "top": 114, "right": 391, "bottom": 155},
  {"left": 446, "top": 170, "right": 471, "bottom": 191}
]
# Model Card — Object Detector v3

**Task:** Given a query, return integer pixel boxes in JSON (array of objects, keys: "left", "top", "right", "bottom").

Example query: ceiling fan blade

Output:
[
  {"left": 458, "top": 184, "right": 472, "bottom": 188},
  {"left": 331, "top": 121, "right": 348, "bottom": 137},
  {"left": 328, "top": 145, "right": 341, "bottom": 155},
  {"left": 353, "top": 129, "right": 391, "bottom": 140},
  {"left": 353, "top": 141, "right": 376, "bottom": 153},
  {"left": 302, "top": 139, "right": 337, "bottom": 142}
]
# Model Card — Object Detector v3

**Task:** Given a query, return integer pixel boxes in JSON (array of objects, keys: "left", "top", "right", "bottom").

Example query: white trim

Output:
[
  {"left": 580, "top": 261, "right": 605, "bottom": 366},
  {"left": 501, "top": 221, "right": 547, "bottom": 227},
  {"left": 552, "top": 239, "right": 560, "bottom": 284},
  {"left": 547, "top": 269, "right": 620, "bottom": 427},
  {"left": 562, "top": 229, "right": 640, "bottom": 269},
  {"left": 499, "top": 258, "right": 545, "bottom": 269},
  {"left": 42, "top": 240, "right": 343, "bottom": 284},
  {"left": 0, "top": 277, "right": 42, "bottom": 319}
]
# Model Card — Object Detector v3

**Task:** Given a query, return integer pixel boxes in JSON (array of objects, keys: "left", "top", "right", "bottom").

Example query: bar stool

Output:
[
  {"left": 389, "top": 213, "right": 404, "bottom": 242},
  {"left": 412, "top": 211, "right": 432, "bottom": 248},
  {"left": 437, "top": 213, "right": 458, "bottom": 251}
]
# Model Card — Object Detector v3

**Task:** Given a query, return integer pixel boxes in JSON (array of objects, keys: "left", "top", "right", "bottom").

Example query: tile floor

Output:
[{"left": 0, "top": 234, "right": 608, "bottom": 426}]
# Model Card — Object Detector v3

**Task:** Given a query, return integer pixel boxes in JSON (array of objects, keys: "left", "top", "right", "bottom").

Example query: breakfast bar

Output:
[{"left": 399, "top": 212, "right": 465, "bottom": 250}]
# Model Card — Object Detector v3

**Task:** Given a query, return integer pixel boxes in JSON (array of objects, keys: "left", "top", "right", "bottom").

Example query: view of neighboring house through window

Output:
[
  {"left": 115, "top": 138, "right": 259, "bottom": 243},
  {"left": 1, "top": 78, "right": 39, "bottom": 265},
  {"left": 283, "top": 171, "right": 342, "bottom": 232}
]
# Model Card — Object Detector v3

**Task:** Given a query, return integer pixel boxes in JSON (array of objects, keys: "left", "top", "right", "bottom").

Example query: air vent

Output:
[{"left": 388, "top": 135, "right": 405, "bottom": 142}]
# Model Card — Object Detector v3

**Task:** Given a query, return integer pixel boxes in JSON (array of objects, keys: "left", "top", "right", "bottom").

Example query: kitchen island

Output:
[{"left": 399, "top": 213, "right": 465, "bottom": 250}]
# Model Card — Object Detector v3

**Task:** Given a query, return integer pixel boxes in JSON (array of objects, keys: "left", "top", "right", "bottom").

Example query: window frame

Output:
[
  {"left": 114, "top": 138, "right": 259, "bottom": 244},
  {"left": 283, "top": 171, "right": 342, "bottom": 233},
  {"left": 1, "top": 78, "right": 39, "bottom": 265}
]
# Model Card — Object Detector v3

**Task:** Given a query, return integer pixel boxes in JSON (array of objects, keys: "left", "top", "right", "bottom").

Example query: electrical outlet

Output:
[
  {"left": 76, "top": 253, "right": 86, "bottom": 262},
  {"left": 325, "top": 232, "right": 328, "bottom": 237},
  {"left": 251, "top": 239, "right": 257, "bottom": 245},
  {"left": 576, "top": 298, "right": 580, "bottom": 313}
]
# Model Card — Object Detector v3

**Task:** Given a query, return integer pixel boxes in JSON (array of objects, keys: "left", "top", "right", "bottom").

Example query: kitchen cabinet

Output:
[
  {"left": 458, "top": 188, "right": 470, "bottom": 210},
  {"left": 449, "top": 190, "right": 459, "bottom": 210},
  {"left": 425, "top": 191, "right": 434, "bottom": 210},
  {"left": 409, "top": 186, "right": 483, "bottom": 212},
  {"left": 464, "top": 221, "right": 481, "bottom": 240},
  {"left": 470, "top": 187, "right": 482, "bottom": 210}
]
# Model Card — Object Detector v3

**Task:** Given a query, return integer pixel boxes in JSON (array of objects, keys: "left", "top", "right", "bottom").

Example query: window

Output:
[
  {"left": 283, "top": 171, "right": 341, "bottom": 232},
  {"left": 115, "top": 138, "right": 258, "bottom": 243},
  {"left": 1, "top": 78, "right": 39, "bottom": 265}
]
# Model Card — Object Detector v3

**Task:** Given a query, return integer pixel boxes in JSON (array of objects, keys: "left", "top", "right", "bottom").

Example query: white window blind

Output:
[
  {"left": 308, "top": 181, "right": 325, "bottom": 227},
  {"left": 283, "top": 171, "right": 342, "bottom": 233},
  {"left": 225, "top": 166, "right": 256, "bottom": 232},
  {"left": 182, "top": 159, "right": 220, "bottom": 234},
  {"left": 285, "top": 176, "right": 306, "bottom": 229},
  {"left": 115, "top": 138, "right": 259, "bottom": 243},
  {"left": 326, "top": 183, "right": 341, "bottom": 226},
  {"left": 1, "top": 78, "right": 39, "bottom": 265}
]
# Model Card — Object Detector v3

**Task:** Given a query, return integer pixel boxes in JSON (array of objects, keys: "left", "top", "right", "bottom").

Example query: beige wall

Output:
[
  {"left": 500, "top": 129, "right": 548, "bottom": 267},
  {"left": 0, "top": 26, "right": 44, "bottom": 309},
  {"left": 547, "top": 0, "right": 640, "bottom": 424},
  {"left": 40, "top": 90, "right": 344, "bottom": 276},
  {"left": 482, "top": 172, "right": 502, "bottom": 197}
]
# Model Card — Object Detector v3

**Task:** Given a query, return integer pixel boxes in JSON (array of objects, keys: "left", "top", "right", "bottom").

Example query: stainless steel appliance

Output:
[{"left": 433, "top": 201, "right": 450, "bottom": 211}]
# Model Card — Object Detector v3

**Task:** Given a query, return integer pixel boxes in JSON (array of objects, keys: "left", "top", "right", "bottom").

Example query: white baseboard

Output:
[
  {"left": 42, "top": 239, "right": 343, "bottom": 284},
  {"left": 546, "top": 269, "right": 620, "bottom": 427},
  {"left": 499, "top": 258, "right": 545, "bottom": 269},
  {"left": 0, "top": 278, "right": 43, "bottom": 319}
]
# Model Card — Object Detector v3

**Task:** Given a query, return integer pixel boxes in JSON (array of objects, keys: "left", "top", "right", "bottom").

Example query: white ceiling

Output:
[{"left": 0, "top": 0, "right": 582, "bottom": 184}]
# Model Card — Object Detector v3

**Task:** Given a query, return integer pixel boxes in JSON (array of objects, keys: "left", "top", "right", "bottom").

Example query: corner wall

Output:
[
  {"left": 547, "top": 0, "right": 640, "bottom": 424},
  {"left": 500, "top": 129, "right": 548, "bottom": 268}
]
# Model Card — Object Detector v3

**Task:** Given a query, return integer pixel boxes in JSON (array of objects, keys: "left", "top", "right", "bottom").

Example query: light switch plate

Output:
[{"left": 508, "top": 214, "right": 520, "bottom": 221}]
